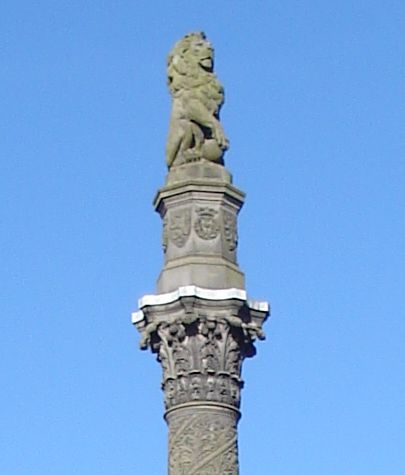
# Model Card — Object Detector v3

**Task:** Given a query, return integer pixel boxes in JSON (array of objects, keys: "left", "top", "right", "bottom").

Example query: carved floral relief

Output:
[{"left": 168, "top": 411, "right": 239, "bottom": 475}]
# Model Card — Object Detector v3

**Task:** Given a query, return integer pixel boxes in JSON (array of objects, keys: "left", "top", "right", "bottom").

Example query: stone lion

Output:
[{"left": 166, "top": 32, "right": 229, "bottom": 169}]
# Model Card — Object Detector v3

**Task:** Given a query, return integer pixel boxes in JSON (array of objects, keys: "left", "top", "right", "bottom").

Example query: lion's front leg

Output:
[
  {"left": 211, "top": 120, "right": 229, "bottom": 151},
  {"left": 185, "top": 98, "right": 229, "bottom": 152}
]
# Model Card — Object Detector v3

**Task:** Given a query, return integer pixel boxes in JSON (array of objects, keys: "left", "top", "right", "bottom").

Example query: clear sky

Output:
[{"left": 1, "top": 1, "right": 404, "bottom": 474}]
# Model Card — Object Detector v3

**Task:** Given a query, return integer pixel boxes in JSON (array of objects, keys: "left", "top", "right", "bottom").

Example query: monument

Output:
[{"left": 132, "top": 32, "right": 270, "bottom": 475}]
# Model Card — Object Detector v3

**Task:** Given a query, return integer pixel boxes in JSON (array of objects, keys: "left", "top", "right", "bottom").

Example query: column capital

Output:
[{"left": 133, "top": 286, "right": 269, "bottom": 411}]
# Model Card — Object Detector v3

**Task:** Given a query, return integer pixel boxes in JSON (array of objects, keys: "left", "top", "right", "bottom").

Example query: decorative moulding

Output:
[{"left": 132, "top": 285, "right": 269, "bottom": 324}]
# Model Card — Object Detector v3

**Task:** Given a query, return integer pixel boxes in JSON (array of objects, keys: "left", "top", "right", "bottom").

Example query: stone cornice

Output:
[{"left": 132, "top": 285, "right": 269, "bottom": 324}]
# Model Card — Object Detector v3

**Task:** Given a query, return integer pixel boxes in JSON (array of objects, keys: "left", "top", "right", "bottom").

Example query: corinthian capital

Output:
[{"left": 133, "top": 286, "right": 269, "bottom": 410}]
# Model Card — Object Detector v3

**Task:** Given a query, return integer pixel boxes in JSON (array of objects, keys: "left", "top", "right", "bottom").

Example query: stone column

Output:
[
  {"left": 166, "top": 405, "right": 239, "bottom": 475},
  {"left": 133, "top": 288, "right": 268, "bottom": 475},
  {"left": 133, "top": 162, "right": 269, "bottom": 475}
]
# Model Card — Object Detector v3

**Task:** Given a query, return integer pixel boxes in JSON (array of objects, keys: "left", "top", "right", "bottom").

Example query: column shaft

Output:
[{"left": 166, "top": 404, "right": 239, "bottom": 475}]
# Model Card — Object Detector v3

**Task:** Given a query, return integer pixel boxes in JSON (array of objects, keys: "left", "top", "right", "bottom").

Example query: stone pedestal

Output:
[
  {"left": 133, "top": 162, "right": 269, "bottom": 475},
  {"left": 154, "top": 161, "right": 245, "bottom": 293}
]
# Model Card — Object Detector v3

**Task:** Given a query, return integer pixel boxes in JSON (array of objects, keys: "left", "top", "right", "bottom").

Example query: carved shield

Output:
[
  {"left": 223, "top": 210, "right": 238, "bottom": 251},
  {"left": 169, "top": 209, "right": 191, "bottom": 247},
  {"left": 194, "top": 207, "right": 219, "bottom": 240}
]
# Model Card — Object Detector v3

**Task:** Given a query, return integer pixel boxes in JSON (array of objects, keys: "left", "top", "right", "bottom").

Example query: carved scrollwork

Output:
[
  {"left": 224, "top": 337, "right": 241, "bottom": 376},
  {"left": 162, "top": 372, "right": 242, "bottom": 409},
  {"left": 136, "top": 293, "right": 268, "bottom": 475},
  {"left": 168, "top": 410, "right": 239, "bottom": 475},
  {"left": 201, "top": 339, "right": 220, "bottom": 373},
  {"left": 151, "top": 316, "right": 246, "bottom": 409},
  {"left": 138, "top": 297, "right": 267, "bottom": 411},
  {"left": 173, "top": 343, "right": 192, "bottom": 375}
]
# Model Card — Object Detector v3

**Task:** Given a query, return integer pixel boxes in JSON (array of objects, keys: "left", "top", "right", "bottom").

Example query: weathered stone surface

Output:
[
  {"left": 155, "top": 162, "right": 245, "bottom": 293},
  {"left": 166, "top": 405, "right": 239, "bottom": 475},
  {"left": 134, "top": 289, "right": 268, "bottom": 410},
  {"left": 134, "top": 287, "right": 268, "bottom": 475},
  {"left": 166, "top": 32, "right": 229, "bottom": 169},
  {"left": 165, "top": 160, "right": 232, "bottom": 186}
]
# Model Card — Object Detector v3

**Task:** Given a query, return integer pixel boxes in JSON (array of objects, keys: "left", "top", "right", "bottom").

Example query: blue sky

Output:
[{"left": 1, "top": 1, "right": 404, "bottom": 474}]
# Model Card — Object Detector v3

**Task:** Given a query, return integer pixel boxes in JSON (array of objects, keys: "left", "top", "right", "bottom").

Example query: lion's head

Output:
[{"left": 167, "top": 32, "right": 216, "bottom": 94}]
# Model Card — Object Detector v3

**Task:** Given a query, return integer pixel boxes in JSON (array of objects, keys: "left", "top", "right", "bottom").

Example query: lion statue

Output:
[{"left": 165, "top": 32, "right": 229, "bottom": 169}]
